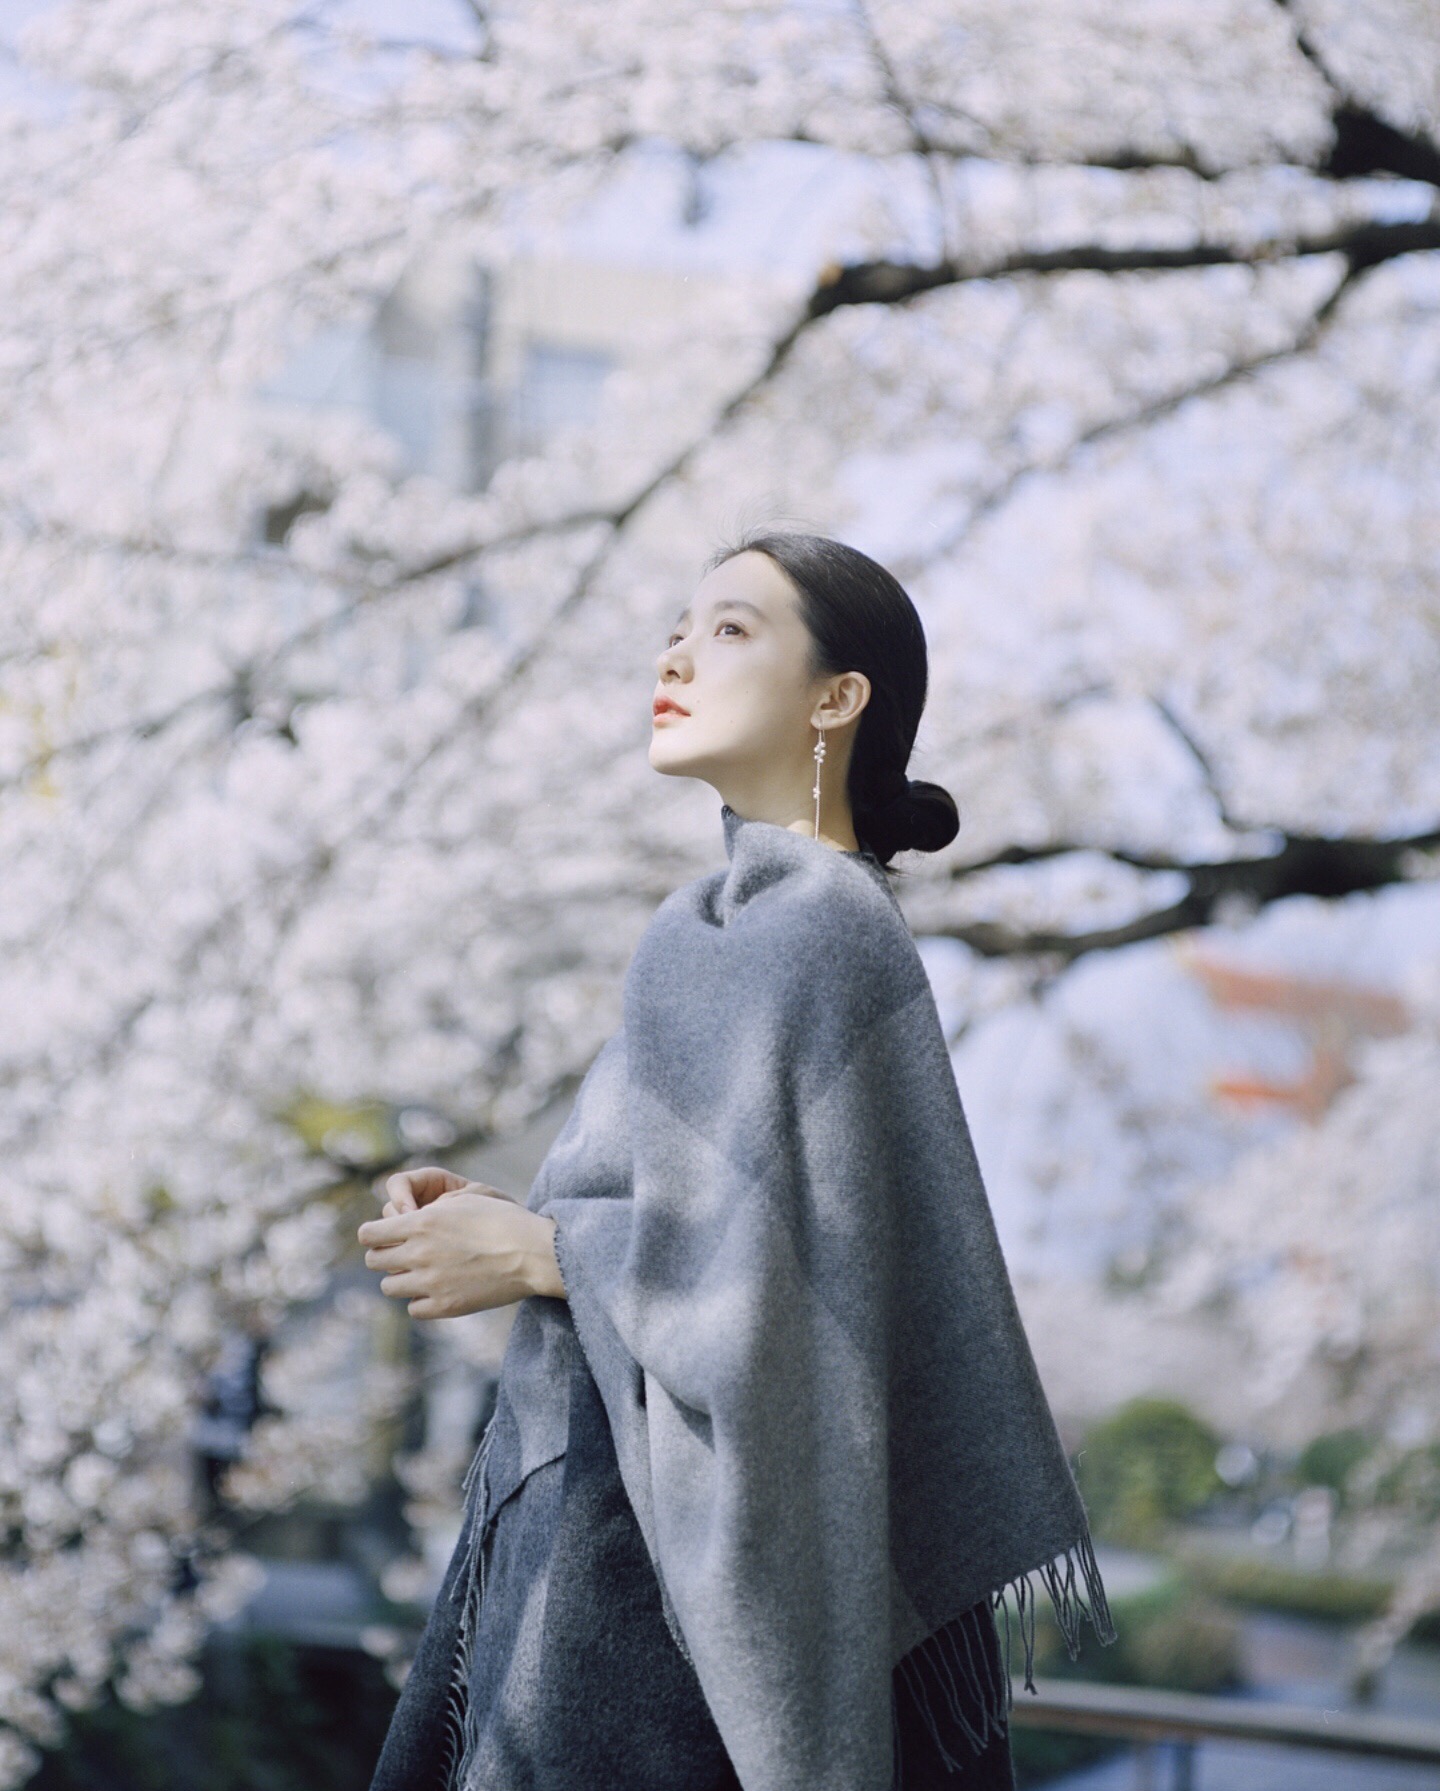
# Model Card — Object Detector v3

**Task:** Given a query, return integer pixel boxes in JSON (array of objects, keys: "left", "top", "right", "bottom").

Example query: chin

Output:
[{"left": 648, "top": 739, "right": 703, "bottom": 779}]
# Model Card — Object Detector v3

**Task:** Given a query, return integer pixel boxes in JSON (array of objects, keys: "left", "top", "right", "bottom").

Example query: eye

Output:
[{"left": 718, "top": 621, "right": 745, "bottom": 636}]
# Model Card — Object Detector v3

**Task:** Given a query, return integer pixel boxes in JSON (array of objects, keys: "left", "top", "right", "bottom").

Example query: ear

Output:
[{"left": 815, "top": 671, "right": 870, "bottom": 728}]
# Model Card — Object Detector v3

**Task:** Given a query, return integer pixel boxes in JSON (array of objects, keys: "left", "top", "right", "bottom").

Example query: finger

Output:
[
  {"left": 407, "top": 1297, "right": 444, "bottom": 1320},
  {"left": 391, "top": 1166, "right": 469, "bottom": 1208},
  {"left": 358, "top": 1213, "right": 417, "bottom": 1248},
  {"left": 365, "top": 1242, "right": 414, "bottom": 1271},
  {"left": 380, "top": 1270, "right": 425, "bottom": 1299},
  {"left": 385, "top": 1173, "right": 420, "bottom": 1213}
]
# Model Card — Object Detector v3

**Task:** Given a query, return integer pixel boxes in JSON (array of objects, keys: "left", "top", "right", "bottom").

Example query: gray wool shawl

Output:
[{"left": 450, "top": 803, "right": 1116, "bottom": 1791}]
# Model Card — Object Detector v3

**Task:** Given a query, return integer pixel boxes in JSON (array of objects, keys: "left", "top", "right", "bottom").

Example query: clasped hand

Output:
[{"left": 358, "top": 1166, "right": 565, "bottom": 1320}]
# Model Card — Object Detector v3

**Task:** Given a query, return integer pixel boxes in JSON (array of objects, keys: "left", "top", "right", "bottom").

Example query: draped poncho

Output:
[{"left": 448, "top": 802, "right": 1116, "bottom": 1791}]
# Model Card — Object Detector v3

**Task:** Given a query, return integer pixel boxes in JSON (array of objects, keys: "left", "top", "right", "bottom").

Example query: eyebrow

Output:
[{"left": 671, "top": 597, "right": 766, "bottom": 628}]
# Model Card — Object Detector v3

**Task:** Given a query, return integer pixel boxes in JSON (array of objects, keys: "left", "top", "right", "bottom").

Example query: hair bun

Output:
[
  {"left": 895, "top": 777, "right": 960, "bottom": 854},
  {"left": 860, "top": 773, "right": 960, "bottom": 860}
]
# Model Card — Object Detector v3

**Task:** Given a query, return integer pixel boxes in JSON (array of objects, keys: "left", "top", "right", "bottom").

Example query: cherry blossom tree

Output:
[{"left": 1, "top": 0, "right": 1438, "bottom": 1773}]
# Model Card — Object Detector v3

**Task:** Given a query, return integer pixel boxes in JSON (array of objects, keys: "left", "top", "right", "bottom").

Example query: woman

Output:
[{"left": 359, "top": 531, "right": 1117, "bottom": 1791}]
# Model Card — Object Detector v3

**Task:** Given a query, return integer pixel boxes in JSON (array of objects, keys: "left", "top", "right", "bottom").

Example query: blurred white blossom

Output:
[{"left": 0, "top": 0, "right": 1436, "bottom": 1770}]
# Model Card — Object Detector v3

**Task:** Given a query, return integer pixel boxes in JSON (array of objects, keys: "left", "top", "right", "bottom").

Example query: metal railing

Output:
[{"left": 1008, "top": 1676, "right": 1440, "bottom": 1789}]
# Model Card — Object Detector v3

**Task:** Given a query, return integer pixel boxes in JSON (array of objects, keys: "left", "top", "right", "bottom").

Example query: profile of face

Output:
[{"left": 649, "top": 549, "right": 869, "bottom": 830}]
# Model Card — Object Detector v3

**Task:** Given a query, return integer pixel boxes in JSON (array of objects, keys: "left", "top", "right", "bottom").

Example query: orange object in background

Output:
[{"left": 1178, "top": 947, "right": 1411, "bottom": 1123}]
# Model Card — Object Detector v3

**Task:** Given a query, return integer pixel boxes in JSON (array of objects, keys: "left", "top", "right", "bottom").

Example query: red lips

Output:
[{"left": 653, "top": 695, "right": 690, "bottom": 717}]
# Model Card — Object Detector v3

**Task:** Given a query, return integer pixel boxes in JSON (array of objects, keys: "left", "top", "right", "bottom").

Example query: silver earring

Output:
[{"left": 812, "top": 725, "right": 826, "bottom": 840}]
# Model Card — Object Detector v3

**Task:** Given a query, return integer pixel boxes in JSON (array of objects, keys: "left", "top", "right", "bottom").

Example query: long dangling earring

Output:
[{"left": 812, "top": 724, "right": 826, "bottom": 841}]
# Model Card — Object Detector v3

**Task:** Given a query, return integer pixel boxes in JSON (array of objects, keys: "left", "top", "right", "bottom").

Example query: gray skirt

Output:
[{"left": 368, "top": 1351, "right": 1016, "bottom": 1791}]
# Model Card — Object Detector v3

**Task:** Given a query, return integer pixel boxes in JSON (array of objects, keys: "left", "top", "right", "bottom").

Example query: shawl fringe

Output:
[
  {"left": 991, "top": 1524, "right": 1118, "bottom": 1699},
  {"left": 891, "top": 1601, "right": 1010, "bottom": 1785},
  {"left": 441, "top": 1417, "right": 499, "bottom": 1791},
  {"left": 891, "top": 1528, "right": 1117, "bottom": 1786}
]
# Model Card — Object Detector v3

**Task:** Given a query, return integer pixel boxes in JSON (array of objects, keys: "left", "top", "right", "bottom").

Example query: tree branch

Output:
[
  {"left": 929, "top": 823, "right": 1440, "bottom": 963},
  {"left": 807, "top": 212, "right": 1440, "bottom": 318},
  {"left": 895, "top": 252, "right": 1361, "bottom": 582},
  {"left": 851, "top": 0, "right": 964, "bottom": 261},
  {"left": 1273, "top": 0, "right": 1440, "bottom": 188}
]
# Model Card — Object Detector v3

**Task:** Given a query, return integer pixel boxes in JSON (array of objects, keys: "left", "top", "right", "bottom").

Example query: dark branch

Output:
[
  {"left": 1324, "top": 103, "right": 1440, "bottom": 190},
  {"left": 1149, "top": 695, "right": 1255, "bottom": 844},
  {"left": 808, "top": 213, "right": 1440, "bottom": 317},
  {"left": 1273, "top": 0, "right": 1440, "bottom": 189},
  {"left": 928, "top": 825, "right": 1440, "bottom": 963}
]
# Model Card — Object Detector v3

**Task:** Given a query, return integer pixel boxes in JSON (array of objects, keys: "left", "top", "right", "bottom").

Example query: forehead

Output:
[{"left": 675, "top": 550, "right": 798, "bottom": 625}]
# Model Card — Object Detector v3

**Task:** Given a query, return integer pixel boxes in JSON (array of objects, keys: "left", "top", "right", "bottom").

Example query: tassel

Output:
[
  {"left": 895, "top": 1525, "right": 1118, "bottom": 1782},
  {"left": 892, "top": 1600, "right": 1012, "bottom": 1784},
  {"left": 441, "top": 1419, "right": 499, "bottom": 1791},
  {"left": 992, "top": 1528, "right": 1118, "bottom": 1695}
]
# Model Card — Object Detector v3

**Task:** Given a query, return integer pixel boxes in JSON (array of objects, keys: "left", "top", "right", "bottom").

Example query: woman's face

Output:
[{"left": 649, "top": 550, "right": 856, "bottom": 814}]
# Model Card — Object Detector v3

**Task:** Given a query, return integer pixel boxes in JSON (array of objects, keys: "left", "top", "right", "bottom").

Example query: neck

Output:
[
  {"left": 784, "top": 818, "right": 860, "bottom": 853},
  {"left": 714, "top": 732, "right": 861, "bottom": 852},
  {"left": 719, "top": 791, "right": 860, "bottom": 853}
]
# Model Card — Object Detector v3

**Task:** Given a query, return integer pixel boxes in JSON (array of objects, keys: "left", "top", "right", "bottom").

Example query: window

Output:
[{"left": 507, "top": 341, "right": 615, "bottom": 457}]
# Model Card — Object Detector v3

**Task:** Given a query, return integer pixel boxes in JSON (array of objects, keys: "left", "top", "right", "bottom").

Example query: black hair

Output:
[{"left": 703, "top": 529, "right": 960, "bottom": 871}]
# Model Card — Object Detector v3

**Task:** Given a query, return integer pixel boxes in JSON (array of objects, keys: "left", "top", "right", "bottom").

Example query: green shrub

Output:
[
  {"left": 1172, "top": 1548, "right": 1395, "bottom": 1624},
  {"left": 1076, "top": 1397, "right": 1223, "bottom": 1546},
  {"left": 1009, "top": 1570, "right": 1241, "bottom": 1785},
  {"left": 1369, "top": 1441, "right": 1440, "bottom": 1518},
  {"left": 1015, "top": 1573, "right": 1242, "bottom": 1694},
  {"left": 1297, "top": 1428, "right": 1372, "bottom": 1509}
]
